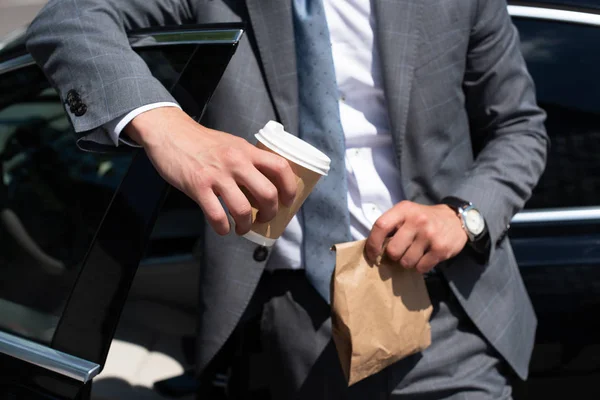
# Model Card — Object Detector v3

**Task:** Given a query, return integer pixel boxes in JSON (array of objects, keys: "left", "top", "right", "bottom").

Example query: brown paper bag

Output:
[{"left": 331, "top": 239, "right": 433, "bottom": 386}]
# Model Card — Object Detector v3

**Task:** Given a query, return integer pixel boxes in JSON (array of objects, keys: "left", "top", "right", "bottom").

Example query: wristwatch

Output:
[{"left": 441, "top": 196, "right": 490, "bottom": 254}]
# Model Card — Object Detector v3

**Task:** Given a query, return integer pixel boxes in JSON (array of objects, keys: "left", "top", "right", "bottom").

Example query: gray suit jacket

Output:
[{"left": 27, "top": 0, "right": 548, "bottom": 382}]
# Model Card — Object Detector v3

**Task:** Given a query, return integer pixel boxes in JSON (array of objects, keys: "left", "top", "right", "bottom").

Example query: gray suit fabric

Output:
[
  {"left": 250, "top": 271, "right": 513, "bottom": 399},
  {"left": 26, "top": 0, "right": 548, "bottom": 387}
]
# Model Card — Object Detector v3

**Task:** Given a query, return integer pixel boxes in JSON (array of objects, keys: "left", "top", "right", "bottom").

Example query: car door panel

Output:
[
  {"left": 0, "top": 24, "right": 243, "bottom": 399},
  {"left": 508, "top": 7, "right": 600, "bottom": 395}
]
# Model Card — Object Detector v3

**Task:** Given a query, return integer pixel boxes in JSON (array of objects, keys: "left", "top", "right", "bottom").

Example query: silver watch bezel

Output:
[{"left": 457, "top": 203, "right": 485, "bottom": 241}]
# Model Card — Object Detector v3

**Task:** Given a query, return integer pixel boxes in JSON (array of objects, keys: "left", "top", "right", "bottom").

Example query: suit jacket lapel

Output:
[
  {"left": 372, "top": 0, "right": 423, "bottom": 161},
  {"left": 246, "top": 0, "right": 299, "bottom": 135}
]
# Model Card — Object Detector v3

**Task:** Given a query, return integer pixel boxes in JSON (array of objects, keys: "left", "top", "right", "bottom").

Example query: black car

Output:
[
  {"left": 506, "top": 1, "right": 600, "bottom": 398},
  {"left": 0, "top": 2, "right": 599, "bottom": 399}
]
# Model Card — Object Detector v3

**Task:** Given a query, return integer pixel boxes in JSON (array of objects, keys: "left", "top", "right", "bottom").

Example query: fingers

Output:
[
  {"left": 398, "top": 235, "right": 427, "bottom": 269},
  {"left": 215, "top": 182, "right": 254, "bottom": 235},
  {"left": 366, "top": 203, "right": 408, "bottom": 262},
  {"left": 236, "top": 168, "right": 280, "bottom": 224},
  {"left": 191, "top": 153, "right": 295, "bottom": 235},
  {"left": 415, "top": 252, "right": 440, "bottom": 274},
  {"left": 383, "top": 229, "right": 435, "bottom": 273},
  {"left": 252, "top": 150, "right": 298, "bottom": 207},
  {"left": 386, "top": 227, "right": 417, "bottom": 264},
  {"left": 194, "top": 188, "right": 231, "bottom": 236}
]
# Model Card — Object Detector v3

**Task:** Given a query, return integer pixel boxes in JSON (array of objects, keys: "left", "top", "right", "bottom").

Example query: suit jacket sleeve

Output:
[
  {"left": 25, "top": 0, "right": 197, "bottom": 144},
  {"left": 448, "top": 0, "right": 549, "bottom": 254}
]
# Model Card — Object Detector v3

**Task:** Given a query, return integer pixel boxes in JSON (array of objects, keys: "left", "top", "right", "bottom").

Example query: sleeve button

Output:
[
  {"left": 253, "top": 246, "right": 269, "bottom": 262},
  {"left": 71, "top": 103, "right": 87, "bottom": 117},
  {"left": 65, "top": 89, "right": 81, "bottom": 105}
]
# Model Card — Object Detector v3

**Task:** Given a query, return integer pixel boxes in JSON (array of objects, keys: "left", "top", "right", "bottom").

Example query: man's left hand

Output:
[{"left": 365, "top": 201, "right": 468, "bottom": 274}]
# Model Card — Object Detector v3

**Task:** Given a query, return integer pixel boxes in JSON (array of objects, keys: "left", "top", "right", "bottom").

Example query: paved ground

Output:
[{"left": 0, "top": 0, "right": 47, "bottom": 40}]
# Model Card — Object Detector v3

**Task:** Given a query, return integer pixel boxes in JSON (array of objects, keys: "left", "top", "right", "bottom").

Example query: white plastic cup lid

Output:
[{"left": 255, "top": 121, "right": 330, "bottom": 176}]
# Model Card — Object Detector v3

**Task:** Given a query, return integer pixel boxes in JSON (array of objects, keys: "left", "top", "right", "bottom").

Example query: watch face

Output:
[{"left": 464, "top": 209, "right": 485, "bottom": 236}]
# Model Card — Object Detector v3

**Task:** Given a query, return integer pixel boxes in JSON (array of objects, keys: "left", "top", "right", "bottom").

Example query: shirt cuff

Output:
[{"left": 102, "top": 102, "right": 181, "bottom": 147}]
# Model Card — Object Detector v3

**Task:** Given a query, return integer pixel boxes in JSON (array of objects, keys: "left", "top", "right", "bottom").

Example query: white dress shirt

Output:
[{"left": 104, "top": 0, "right": 404, "bottom": 270}]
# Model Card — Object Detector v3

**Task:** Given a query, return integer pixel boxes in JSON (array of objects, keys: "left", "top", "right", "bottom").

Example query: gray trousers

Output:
[{"left": 229, "top": 270, "right": 514, "bottom": 400}]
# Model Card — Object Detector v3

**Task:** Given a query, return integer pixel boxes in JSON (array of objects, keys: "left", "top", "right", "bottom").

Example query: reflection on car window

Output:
[
  {"left": 515, "top": 18, "right": 600, "bottom": 209},
  {"left": 0, "top": 67, "right": 132, "bottom": 344}
]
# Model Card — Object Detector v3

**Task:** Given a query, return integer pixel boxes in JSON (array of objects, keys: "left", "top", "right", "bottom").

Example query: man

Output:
[{"left": 26, "top": 0, "right": 548, "bottom": 398}]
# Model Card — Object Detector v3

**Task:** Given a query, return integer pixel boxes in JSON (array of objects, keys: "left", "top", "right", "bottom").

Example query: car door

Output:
[
  {"left": 0, "top": 24, "right": 243, "bottom": 400},
  {"left": 507, "top": 3, "right": 600, "bottom": 398}
]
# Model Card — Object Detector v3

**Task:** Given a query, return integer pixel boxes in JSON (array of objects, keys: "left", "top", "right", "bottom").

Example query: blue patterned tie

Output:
[{"left": 293, "top": 0, "right": 351, "bottom": 302}]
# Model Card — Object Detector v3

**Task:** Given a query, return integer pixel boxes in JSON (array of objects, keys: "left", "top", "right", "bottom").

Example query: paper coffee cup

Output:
[{"left": 242, "top": 121, "right": 330, "bottom": 246}]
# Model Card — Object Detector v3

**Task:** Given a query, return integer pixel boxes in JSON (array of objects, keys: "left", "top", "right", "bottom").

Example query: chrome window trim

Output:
[
  {"left": 0, "top": 26, "right": 27, "bottom": 52},
  {"left": 0, "top": 27, "right": 244, "bottom": 76},
  {"left": 0, "top": 54, "right": 35, "bottom": 75},
  {"left": 129, "top": 28, "right": 244, "bottom": 46},
  {"left": 508, "top": 4, "right": 600, "bottom": 26},
  {"left": 0, "top": 331, "right": 100, "bottom": 383},
  {"left": 512, "top": 207, "right": 600, "bottom": 224}
]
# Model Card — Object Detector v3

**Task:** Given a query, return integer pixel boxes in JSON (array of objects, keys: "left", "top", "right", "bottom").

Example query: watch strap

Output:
[
  {"left": 440, "top": 196, "right": 471, "bottom": 212},
  {"left": 441, "top": 196, "right": 490, "bottom": 254}
]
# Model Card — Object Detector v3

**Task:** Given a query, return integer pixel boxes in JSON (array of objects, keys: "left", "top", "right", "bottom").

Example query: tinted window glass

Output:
[
  {"left": 0, "top": 45, "right": 198, "bottom": 345},
  {"left": 514, "top": 18, "right": 600, "bottom": 209},
  {"left": 0, "top": 68, "right": 133, "bottom": 345}
]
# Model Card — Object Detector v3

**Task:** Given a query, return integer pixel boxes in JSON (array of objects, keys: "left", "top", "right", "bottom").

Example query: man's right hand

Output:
[{"left": 125, "top": 107, "right": 298, "bottom": 236}]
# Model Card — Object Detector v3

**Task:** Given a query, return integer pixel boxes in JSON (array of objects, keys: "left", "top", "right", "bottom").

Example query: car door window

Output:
[
  {"left": 0, "top": 39, "right": 204, "bottom": 346},
  {"left": 0, "top": 66, "right": 134, "bottom": 345},
  {"left": 0, "top": 25, "right": 242, "bottom": 399},
  {"left": 514, "top": 18, "right": 600, "bottom": 209}
]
